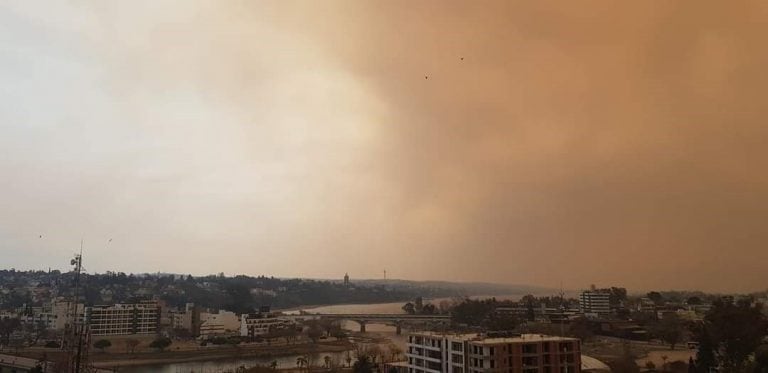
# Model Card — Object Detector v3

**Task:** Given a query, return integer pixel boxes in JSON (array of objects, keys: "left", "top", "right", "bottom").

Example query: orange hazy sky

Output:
[{"left": 1, "top": 1, "right": 767, "bottom": 292}]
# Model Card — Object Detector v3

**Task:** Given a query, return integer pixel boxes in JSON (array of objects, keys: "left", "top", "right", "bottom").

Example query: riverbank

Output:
[
  {"left": 15, "top": 340, "right": 353, "bottom": 369},
  {"left": 96, "top": 340, "right": 353, "bottom": 368}
]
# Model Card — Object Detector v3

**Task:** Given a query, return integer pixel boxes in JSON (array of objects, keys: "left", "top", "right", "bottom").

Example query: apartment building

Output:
[
  {"left": 579, "top": 290, "right": 611, "bottom": 317},
  {"left": 86, "top": 300, "right": 160, "bottom": 336},
  {"left": 171, "top": 302, "right": 201, "bottom": 336},
  {"left": 240, "top": 312, "right": 292, "bottom": 337},
  {"left": 406, "top": 332, "right": 581, "bottom": 373},
  {"left": 52, "top": 300, "right": 85, "bottom": 330},
  {"left": 199, "top": 310, "right": 239, "bottom": 338}
]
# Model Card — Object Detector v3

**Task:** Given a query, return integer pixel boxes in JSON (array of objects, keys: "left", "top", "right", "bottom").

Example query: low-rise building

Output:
[
  {"left": 171, "top": 303, "right": 201, "bottom": 336},
  {"left": 199, "top": 310, "right": 239, "bottom": 339},
  {"left": 406, "top": 331, "right": 581, "bottom": 373},
  {"left": 240, "top": 312, "right": 291, "bottom": 337}
]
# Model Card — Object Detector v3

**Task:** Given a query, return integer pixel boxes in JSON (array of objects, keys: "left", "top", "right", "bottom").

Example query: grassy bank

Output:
[{"left": 14, "top": 340, "right": 353, "bottom": 369}]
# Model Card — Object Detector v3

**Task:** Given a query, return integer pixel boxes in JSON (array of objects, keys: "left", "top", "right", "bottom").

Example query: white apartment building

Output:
[
  {"left": 578, "top": 290, "right": 611, "bottom": 317},
  {"left": 199, "top": 310, "right": 240, "bottom": 338},
  {"left": 406, "top": 332, "right": 581, "bottom": 373},
  {"left": 86, "top": 300, "right": 160, "bottom": 336}
]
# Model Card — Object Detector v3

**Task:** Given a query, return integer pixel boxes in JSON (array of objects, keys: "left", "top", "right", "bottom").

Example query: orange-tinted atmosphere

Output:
[{"left": 1, "top": 1, "right": 767, "bottom": 292}]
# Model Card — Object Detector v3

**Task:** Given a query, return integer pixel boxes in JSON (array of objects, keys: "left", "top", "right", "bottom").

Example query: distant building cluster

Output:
[{"left": 0, "top": 297, "right": 302, "bottom": 344}]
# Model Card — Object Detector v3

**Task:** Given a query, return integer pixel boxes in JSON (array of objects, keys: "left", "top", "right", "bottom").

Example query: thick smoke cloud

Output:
[{"left": 1, "top": 1, "right": 766, "bottom": 292}]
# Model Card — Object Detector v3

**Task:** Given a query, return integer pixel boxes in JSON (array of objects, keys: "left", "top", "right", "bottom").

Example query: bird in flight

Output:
[
  {"left": 425, "top": 75, "right": 428, "bottom": 79},
  {"left": 39, "top": 235, "right": 42, "bottom": 238},
  {"left": 108, "top": 238, "right": 113, "bottom": 243},
  {"left": 461, "top": 57, "right": 464, "bottom": 60}
]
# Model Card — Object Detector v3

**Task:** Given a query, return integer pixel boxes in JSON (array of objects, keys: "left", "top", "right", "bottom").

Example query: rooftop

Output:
[
  {"left": 409, "top": 331, "right": 579, "bottom": 344},
  {"left": 473, "top": 334, "right": 580, "bottom": 345}
]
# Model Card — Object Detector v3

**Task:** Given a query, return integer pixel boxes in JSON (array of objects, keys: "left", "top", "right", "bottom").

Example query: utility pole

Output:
[{"left": 65, "top": 240, "right": 91, "bottom": 373}]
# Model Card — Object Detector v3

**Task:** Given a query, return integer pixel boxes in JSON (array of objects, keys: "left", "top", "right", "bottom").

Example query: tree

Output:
[
  {"left": 414, "top": 297, "right": 424, "bottom": 313},
  {"left": 387, "top": 343, "right": 403, "bottom": 362},
  {"left": 171, "top": 327, "right": 192, "bottom": 340},
  {"left": 686, "top": 296, "right": 702, "bottom": 306},
  {"left": 353, "top": 355, "right": 374, "bottom": 373},
  {"left": 687, "top": 357, "right": 696, "bottom": 373},
  {"left": 367, "top": 344, "right": 383, "bottom": 364},
  {"left": 702, "top": 297, "right": 768, "bottom": 371},
  {"left": 93, "top": 339, "right": 111, "bottom": 352},
  {"left": 754, "top": 344, "right": 768, "bottom": 373},
  {"left": 25, "top": 320, "right": 48, "bottom": 346},
  {"left": 307, "top": 322, "right": 324, "bottom": 343},
  {"left": 331, "top": 327, "right": 347, "bottom": 340},
  {"left": 609, "top": 287, "right": 628, "bottom": 307},
  {"left": 647, "top": 291, "right": 664, "bottom": 306},
  {"left": 0, "top": 317, "right": 21, "bottom": 345},
  {"left": 525, "top": 302, "right": 536, "bottom": 321},
  {"left": 149, "top": 337, "right": 172, "bottom": 351},
  {"left": 345, "top": 351, "right": 353, "bottom": 367},
  {"left": 284, "top": 327, "right": 299, "bottom": 344},
  {"left": 609, "top": 341, "right": 640, "bottom": 373},
  {"left": 485, "top": 312, "right": 519, "bottom": 331},
  {"left": 296, "top": 356, "right": 308, "bottom": 371},
  {"left": 421, "top": 303, "right": 436, "bottom": 315},
  {"left": 402, "top": 302, "right": 415, "bottom": 315},
  {"left": 651, "top": 313, "right": 686, "bottom": 349},
  {"left": 568, "top": 318, "right": 594, "bottom": 342},
  {"left": 693, "top": 326, "right": 716, "bottom": 373},
  {"left": 125, "top": 338, "right": 140, "bottom": 354}
]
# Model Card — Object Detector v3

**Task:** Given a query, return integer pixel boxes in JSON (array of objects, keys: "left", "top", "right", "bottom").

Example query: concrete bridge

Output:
[{"left": 285, "top": 313, "right": 451, "bottom": 334}]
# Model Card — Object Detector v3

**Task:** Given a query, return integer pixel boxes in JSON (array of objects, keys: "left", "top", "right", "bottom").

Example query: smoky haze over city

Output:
[{"left": 2, "top": 1, "right": 768, "bottom": 293}]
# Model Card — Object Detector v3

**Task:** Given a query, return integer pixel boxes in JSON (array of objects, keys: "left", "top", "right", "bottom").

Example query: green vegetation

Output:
[
  {"left": 691, "top": 297, "right": 768, "bottom": 372},
  {"left": 0, "top": 269, "right": 456, "bottom": 312},
  {"left": 450, "top": 298, "right": 520, "bottom": 330},
  {"left": 149, "top": 336, "right": 172, "bottom": 351},
  {"left": 124, "top": 338, "right": 140, "bottom": 354},
  {"left": 93, "top": 339, "right": 111, "bottom": 352}
]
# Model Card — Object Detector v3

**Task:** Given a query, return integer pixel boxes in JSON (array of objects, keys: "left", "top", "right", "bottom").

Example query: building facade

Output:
[
  {"left": 239, "top": 312, "right": 291, "bottom": 337},
  {"left": 171, "top": 302, "right": 201, "bottom": 336},
  {"left": 579, "top": 291, "right": 611, "bottom": 317},
  {"left": 406, "top": 332, "right": 581, "bottom": 373},
  {"left": 86, "top": 300, "right": 160, "bottom": 336},
  {"left": 199, "top": 310, "right": 240, "bottom": 338}
]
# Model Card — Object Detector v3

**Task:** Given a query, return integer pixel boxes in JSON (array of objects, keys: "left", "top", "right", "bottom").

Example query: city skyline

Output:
[{"left": 2, "top": 1, "right": 768, "bottom": 293}]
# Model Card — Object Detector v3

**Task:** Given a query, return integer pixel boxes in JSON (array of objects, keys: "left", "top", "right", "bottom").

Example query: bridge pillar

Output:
[{"left": 358, "top": 320, "right": 367, "bottom": 333}]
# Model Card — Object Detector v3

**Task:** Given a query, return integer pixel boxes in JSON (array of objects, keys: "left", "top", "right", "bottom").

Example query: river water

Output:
[{"left": 120, "top": 296, "right": 522, "bottom": 372}]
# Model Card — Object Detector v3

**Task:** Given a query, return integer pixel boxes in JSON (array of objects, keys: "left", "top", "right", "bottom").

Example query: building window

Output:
[{"left": 523, "top": 344, "right": 538, "bottom": 354}]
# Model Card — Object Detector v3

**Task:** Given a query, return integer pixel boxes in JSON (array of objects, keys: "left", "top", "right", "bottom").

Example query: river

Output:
[{"left": 119, "top": 296, "right": 522, "bottom": 372}]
